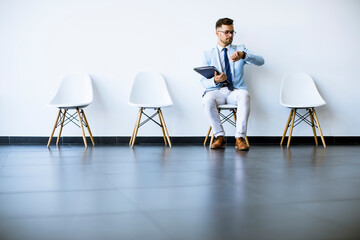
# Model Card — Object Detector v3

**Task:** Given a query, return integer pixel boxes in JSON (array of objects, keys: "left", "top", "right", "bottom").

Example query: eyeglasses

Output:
[{"left": 217, "top": 30, "right": 236, "bottom": 36}]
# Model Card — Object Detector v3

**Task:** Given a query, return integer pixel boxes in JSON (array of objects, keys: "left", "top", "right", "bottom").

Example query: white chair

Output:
[
  {"left": 280, "top": 72, "right": 326, "bottom": 148},
  {"left": 47, "top": 73, "right": 95, "bottom": 148},
  {"left": 129, "top": 71, "right": 173, "bottom": 147},
  {"left": 203, "top": 104, "right": 249, "bottom": 147}
]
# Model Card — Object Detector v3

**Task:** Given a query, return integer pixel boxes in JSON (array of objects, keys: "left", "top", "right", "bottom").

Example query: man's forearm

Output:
[{"left": 245, "top": 53, "right": 264, "bottom": 66}]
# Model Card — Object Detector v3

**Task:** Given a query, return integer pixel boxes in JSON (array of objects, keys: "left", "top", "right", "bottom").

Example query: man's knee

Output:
[
  {"left": 202, "top": 94, "right": 218, "bottom": 106},
  {"left": 236, "top": 91, "right": 250, "bottom": 103}
]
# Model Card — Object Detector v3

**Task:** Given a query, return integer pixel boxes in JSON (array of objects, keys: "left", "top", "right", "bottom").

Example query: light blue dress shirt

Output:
[{"left": 200, "top": 44, "right": 264, "bottom": 96}]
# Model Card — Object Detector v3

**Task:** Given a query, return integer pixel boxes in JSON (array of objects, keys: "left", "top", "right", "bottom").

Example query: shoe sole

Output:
[
  {"left": 210, "top": 144, "right": 226, "bottom": 149},
  {"left": 235, "top": 146, "right": 249, "bottom": 151}
]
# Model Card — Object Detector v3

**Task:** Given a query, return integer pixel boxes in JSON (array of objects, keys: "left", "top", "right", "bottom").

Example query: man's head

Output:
[{"left": 216, "top": 18, "right": 235, "bottom": 47}]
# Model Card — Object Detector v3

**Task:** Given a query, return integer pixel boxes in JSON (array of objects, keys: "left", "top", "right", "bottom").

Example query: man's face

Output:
[{"left": 216, "top": 24, "right": 234, "bottom": 46}]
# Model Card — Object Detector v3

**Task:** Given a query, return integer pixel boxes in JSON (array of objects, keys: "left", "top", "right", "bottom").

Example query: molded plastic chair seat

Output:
[
  {"left": 47, "top": 73, "right": 95, "bottom": 148},
  {"left": 204, "top": 104, "right": 249, "bottom": 147},
  {"left": 49, "top": 73, "right": 93, "bottom": 109},
  {"left": 280, "top": 72, "right": 326, "bottom": 148},
  {"left": 129, "top": 71, "right": 173, "bottom": 147},
  {"left": 217, "top": 104, "right": 238, "bottom": 110},
  {"left": 280, "top": 72, "right": 326, "bottom": 109},
  {"left": 129, "top": 72, "right": 173, "bottom": 108}
]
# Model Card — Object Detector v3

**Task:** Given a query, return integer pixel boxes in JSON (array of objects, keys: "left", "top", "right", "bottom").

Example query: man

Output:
[{"left": 200, "top": 18, "right": 264, "bottom": 151}]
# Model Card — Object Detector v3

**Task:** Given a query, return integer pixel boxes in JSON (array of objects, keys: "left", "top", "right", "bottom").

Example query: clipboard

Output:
[{"left": 194, "top": 66, "right": 221, "bottom": 79}]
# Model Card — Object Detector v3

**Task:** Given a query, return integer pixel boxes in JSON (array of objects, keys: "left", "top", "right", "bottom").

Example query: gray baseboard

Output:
[{"left": 0, "top": 136, "right": 360, "bottom": 145}]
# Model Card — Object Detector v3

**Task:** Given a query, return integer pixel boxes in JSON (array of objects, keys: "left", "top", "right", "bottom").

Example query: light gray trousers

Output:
[{"left": 202, "top": 88, "right": 250, "bottom": 138}]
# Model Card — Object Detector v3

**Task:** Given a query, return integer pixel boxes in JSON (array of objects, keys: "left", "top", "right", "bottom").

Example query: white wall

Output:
[{"left": 1, "top": 0, "right": 359, "bottom": 137}]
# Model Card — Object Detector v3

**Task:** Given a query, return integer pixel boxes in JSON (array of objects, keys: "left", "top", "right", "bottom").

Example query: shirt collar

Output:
[{"left": 217, "top": 44, "right": 230, "bottom": 52}]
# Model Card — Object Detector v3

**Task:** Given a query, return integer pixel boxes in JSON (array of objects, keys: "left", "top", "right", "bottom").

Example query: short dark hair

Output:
[{"left": 216, "top": 18, "right": 234, "bottom": 29}]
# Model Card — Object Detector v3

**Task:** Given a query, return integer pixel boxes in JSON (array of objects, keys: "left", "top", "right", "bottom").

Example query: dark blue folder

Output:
[{"left": 194, "top": 66, "right": 221, "bottom": 79}]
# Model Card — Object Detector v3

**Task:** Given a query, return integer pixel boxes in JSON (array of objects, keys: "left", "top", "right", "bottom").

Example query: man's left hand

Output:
[{"left": 230, "top": 51, "right": 246, "bottom": 62}]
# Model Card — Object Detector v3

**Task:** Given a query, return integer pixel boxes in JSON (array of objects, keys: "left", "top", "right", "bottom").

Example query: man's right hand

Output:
[{"left": 214, "top": 71, "right": 227, "bottom": 83}]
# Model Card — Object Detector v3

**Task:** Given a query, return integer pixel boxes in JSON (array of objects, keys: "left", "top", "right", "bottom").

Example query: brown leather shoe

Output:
[
  {"left": 235, "top": 137, "right": 249, "bottom": 151},
  {"left": 211, "top": 136, "right": 226, "bottom": 149}
]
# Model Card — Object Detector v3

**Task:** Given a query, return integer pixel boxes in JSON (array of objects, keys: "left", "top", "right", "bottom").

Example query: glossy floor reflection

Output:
[{"left": 0, "top": 145, "right": 359, "bottom": 240}]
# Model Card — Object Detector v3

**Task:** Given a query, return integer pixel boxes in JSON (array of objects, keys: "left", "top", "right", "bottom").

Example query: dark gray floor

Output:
[{"left": 0, "top": 144, "right": 359, "bottom": 240}]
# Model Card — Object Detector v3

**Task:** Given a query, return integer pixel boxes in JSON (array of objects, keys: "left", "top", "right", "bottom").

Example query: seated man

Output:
[{"left": 200, "top": 17, "right": 264, "bottom": 151}]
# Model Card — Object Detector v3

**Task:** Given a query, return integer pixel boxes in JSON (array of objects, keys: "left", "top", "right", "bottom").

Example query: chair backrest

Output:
[
  {"left": 49, "top": 73, "right": 93, "bottom": 108},
  {"left": 280, "top": 72, "right": 326, "bottom": 108},
  {"left": 129, "top": 71, "right": 173, "bottom": 108}
]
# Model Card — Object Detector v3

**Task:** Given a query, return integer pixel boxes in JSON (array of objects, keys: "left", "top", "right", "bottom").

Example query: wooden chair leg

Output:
[
  {"left": 81, "top": 109, "right": 95, "bottom": 146},
  {"left": 76, "top": 108, "right": 88, "bottom": 148},
  {"left": 287, "top": 109, "right": 296, "bottom": 148},
  {"left": 204, "top": 126, "right": 212, "bottom": 145},
  {"left": 47, "top": 109, "right": 62, "bottom": 148},
  {"left": 309, "top": 109, "right": 318, "bottom": 145},
  {"left": 158, "top": 109, "right": 168, "bottom": 146},
  {"left": 280, "top": 109, "right": 294, "bottom": 145},
  {"left": 232, "top": 109, "right": 237, "bottom": 122},
  {"left": 312, "top": 109, "right": 326, "bottom": 148},
  {"left": 209, "top": 133, "right": 215, "bottom": 148},
  {"left": 158, "top": 109, "right": 172, "bottom": 148},
  {"left": 56, "top": 109, "right": 67, "bottom": 146},
  {"left": 131, "top": 108, "right": 143, "bottom": 147},
  {"left": 130, "top": 109, "right": 142, "bottom": 146},
  {"left": 245, "top": 136, "right": 250, "bottom": 147}
]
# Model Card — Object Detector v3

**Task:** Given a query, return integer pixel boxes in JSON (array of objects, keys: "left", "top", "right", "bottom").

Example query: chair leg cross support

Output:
[
  {"left": 47, "top": 108, "right": 95, "bottom": 148},
  {"left": 280, "top": 108, "right": 326, "bottom": 148},
  {"left": 129, "top": 108, "right": 172, "bottom": 148}
]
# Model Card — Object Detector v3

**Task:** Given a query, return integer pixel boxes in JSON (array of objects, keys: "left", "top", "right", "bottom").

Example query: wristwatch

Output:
[{"left": 242, "top": 51, "right": 246, "bottom": 59}]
